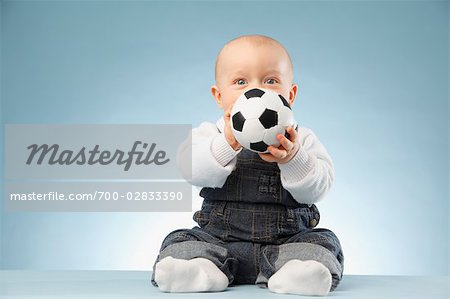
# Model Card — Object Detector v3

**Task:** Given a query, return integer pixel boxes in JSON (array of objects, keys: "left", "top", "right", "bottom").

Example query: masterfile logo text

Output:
[{"left": 4, "top": 124, "right": 192, "bottom": 212}]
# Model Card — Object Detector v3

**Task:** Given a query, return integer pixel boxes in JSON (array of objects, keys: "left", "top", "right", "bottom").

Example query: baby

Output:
[{"left": 151, "top": 35, "right": 344, "bottom": 296}]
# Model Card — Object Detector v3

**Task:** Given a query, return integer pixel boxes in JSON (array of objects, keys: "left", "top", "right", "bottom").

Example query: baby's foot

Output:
[
  {"left": 268, "top": 259, "right": 332, "bottom": 296},
  {"left": 154, "top": 256, "right": 228, "bottom": 293}
]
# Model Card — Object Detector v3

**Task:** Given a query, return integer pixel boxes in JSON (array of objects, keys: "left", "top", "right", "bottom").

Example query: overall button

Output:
[
  {"left": 193, "top": 211, "right": 209, "bottom": 227},
  {"left": 193, "top": 211, "right": 200, "bottom": 220},
  {"left": 309, "top": 218, "right": 318, "bottom": 228}
]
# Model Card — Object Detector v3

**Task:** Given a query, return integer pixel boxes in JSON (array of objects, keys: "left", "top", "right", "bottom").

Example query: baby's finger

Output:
[
  {"left": 268, "top": 145, "right": 288, "bottom": 160},
  {"left": 286, "top": 126, "right": 298, "bottom": 143},
  {"left": 224, "top": 110, "right": 233, "bottom": 124},
  {"left": 277, "top": 134, "right": 294, "bottom": 152},
  {"left": 258, "top": 152, "right": 277, "bottom": 163}
]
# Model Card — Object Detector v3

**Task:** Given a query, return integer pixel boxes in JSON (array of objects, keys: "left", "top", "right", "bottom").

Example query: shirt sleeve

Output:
[
  {"left": 176, "top": 119, "right": 242, "bottom": 188},
  {"left": 278, "top": 127, "right": 335, "bottom": 204}
]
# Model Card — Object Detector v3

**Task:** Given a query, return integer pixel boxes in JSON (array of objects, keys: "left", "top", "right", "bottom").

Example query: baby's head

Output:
[{"left": 212, "top": 35, "right": 298, "bottom": 112}]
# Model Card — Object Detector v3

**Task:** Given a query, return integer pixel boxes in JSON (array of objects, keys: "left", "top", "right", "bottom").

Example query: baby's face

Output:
[{"left": 212, "top": 41, "right": 297, "bottom": 112}]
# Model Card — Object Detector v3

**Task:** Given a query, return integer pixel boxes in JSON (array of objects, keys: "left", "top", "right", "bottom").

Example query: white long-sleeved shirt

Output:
[{"left": 177, "top": 117, "right": 334, "bottom": 204}]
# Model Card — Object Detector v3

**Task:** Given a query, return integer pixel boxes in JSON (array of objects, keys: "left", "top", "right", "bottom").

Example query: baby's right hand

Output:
[{"left": 224, "top": 107, "right": 242, "bottom": 151}]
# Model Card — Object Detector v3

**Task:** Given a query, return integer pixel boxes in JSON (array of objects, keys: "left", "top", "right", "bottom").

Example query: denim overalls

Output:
[
  {"left": 152, "top": 149, "right": 344, "bottom": 291},
  {"left": 194, "top": 149, "right": 321, "bottom": 243}
]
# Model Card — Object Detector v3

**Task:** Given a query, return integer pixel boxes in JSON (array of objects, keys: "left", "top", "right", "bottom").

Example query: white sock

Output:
[
  {"left": 154, "top": 256, "right": 228, "bottom": 293},
  {"left": 268, "top": 259, "right": 332, "bottom": 296}
]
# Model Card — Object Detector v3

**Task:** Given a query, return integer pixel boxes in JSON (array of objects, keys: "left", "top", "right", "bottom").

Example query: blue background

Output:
[{"left": 1, "top": 0, "right": 448, "bottom": 275}]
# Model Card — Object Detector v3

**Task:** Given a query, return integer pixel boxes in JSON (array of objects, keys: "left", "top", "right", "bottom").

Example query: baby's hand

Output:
[
  {"left": 259, "top": 127, "right": 299, "bottom": 164},
  {"left": 224, "top": 107, "right": 242, "bottom": 151}
]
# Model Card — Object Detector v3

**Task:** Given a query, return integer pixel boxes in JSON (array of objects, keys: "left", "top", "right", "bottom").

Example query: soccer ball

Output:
[{"left": 230, "top": 88, "right": 295, "bottom": 153}]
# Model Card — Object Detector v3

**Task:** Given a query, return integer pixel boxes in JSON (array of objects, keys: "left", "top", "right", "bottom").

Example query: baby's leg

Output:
[
  {"left": 268, "top": 259, "right": 332, "bottom": 296},
  {"left": 257, "top": 228, "right": 344, "bottom": 295},
  {"left": 151, "top": 228, "right": 237, "bottom": 293},
  {"left": 155, "top": 256, "right": 228, "bottom": 292}
]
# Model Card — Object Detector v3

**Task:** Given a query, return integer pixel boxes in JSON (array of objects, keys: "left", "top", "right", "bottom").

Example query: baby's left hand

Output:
[{"left": 259, "top": 126, "right": 299, "bottom": 164}]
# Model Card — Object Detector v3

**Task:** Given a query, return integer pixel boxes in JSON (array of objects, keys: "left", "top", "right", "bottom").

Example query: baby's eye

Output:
[
  {"left": 236, "top": 79, "right": 246, "bottom": 85},
  {"left": 265, "top": 78, "right": 278, "bottom": 84}
]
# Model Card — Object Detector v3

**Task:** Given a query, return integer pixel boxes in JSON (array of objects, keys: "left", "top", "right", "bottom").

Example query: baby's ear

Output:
[
  {"left": 289, "top": 83, "right": 298, "bottom": 105},
  {"left": 211, "top": 85, "right": 223, "bottom": 108}
]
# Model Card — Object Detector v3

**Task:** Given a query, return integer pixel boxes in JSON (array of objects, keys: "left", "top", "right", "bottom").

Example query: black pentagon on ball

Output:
[
  {"left": 250, "top": 141, "right": 269, "bottom": 152},
  {"left": 278, "top": 94, "right": 291, "bottom": 110},
  {"left": 232, "top": 111, "right": 246, "bottom": 132},
  {"left": 259, "top": 109, "right": 278, "bottom": 129},
  {"left": 244, "top": 88, "right": 265, "bottom": 99}
]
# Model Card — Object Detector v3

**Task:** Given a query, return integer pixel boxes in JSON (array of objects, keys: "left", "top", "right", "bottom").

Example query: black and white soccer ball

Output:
[{"left": 230, "top": 88, "right": 295, "bottom": 153}]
